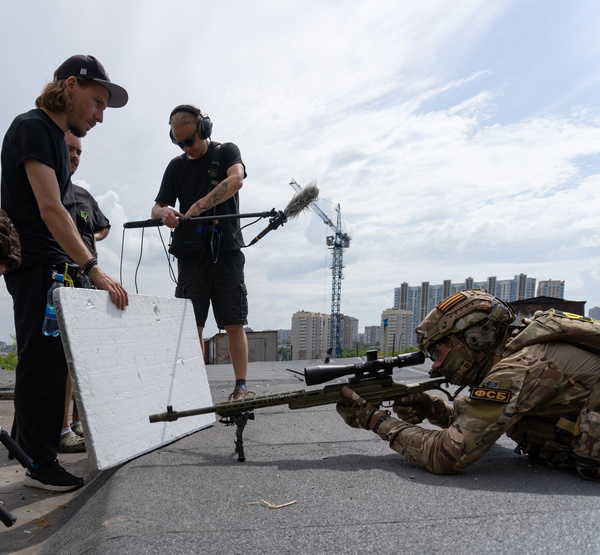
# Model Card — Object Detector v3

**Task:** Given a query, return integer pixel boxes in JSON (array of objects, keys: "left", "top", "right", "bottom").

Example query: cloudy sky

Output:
[{"left": 1, "top": 1, "right": 600, "bottom": 344}]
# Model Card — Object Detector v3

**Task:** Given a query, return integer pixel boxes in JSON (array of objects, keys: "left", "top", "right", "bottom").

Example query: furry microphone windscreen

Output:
[{"left": 283, "top": 181, "right": 319, "bottom": 219}]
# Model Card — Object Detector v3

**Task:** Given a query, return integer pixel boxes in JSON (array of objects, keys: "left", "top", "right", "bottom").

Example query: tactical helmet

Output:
[{"left": 416, "top": 289, "right": 516, "bottom": 385}]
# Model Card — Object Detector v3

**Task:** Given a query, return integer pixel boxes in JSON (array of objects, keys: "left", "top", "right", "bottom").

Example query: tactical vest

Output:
[{"left": 503, "top": 309, "right": 600, "bottom": 480}]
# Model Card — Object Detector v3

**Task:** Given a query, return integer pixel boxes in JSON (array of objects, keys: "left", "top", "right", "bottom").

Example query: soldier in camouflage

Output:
[{"left": 336, "top": 289, "right": 600, "bottom": 480}]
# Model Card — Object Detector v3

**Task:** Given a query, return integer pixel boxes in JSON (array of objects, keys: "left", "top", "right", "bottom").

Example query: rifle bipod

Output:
[{"left": 219, "top": 412, "right": 255, "bottom": 462}]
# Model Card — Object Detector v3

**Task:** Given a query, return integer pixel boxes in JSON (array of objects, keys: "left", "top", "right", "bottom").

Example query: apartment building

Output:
[
  {"left": 380, "top": 308, "right": 413, "bottom": 355},
  {"left": 291, "top": 310, "right": 330, "bottom": 360},
  {"left": 537, "top": 279, "right": 565, "bottom": 298},
  {"left": 364, "top": 325, "right": 380, "bottom": 346},
  {"left": 339, "top": 315, "right": 359, "bottom": 350}
]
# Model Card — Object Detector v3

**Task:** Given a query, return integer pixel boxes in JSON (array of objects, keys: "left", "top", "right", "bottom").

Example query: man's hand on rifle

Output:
[
  {"left": 336, "top": 386, "right": 390, "bottom": 431},
  {"left": 393, "top": 393, "right": 447, "bottom": 425}
]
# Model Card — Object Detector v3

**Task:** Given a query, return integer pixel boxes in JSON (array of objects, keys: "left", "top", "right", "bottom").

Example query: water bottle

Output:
[{"left": 41, "top": 273, "right": 65, "bottom": 337}]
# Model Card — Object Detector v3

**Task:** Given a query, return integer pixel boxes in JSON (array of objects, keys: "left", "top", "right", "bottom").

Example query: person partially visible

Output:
[
  {"left": 58, "top": 133, "right": 112, "bottom": 453},
  {"left": 336, "top": 289, "right": 600, "bottom": 481},
  {"left": 1, "top": 55, "right": 128, "bottom": 492},
  {"left": 0, "top": 208, "right": 21, "bottom": 276},
  {"left": 67, "top": 132, "right": 111, "bottom": 256},
  {"left": 151, "top": 104, "right": 252, "bottom": 401},
  {"left": 74, "top": 184, "right": 110, "bottom": 254}
]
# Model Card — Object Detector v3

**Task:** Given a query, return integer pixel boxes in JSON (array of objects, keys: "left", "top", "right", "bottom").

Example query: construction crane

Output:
[{"left": 289, "top": 179, "right": 350, "bottom": 358}]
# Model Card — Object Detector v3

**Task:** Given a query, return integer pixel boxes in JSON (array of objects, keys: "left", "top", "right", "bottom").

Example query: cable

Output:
[
  {"left": 156, "top": 227, "right": 178, "bottom": 285},
  {"left": 236, "top": 216, "right": 265, "bottom": 248},
  {"left": 120, "top": 226, "right": 126, "bottom": 286},
  {"left": 133, "top": 227, "right": 145, "bottom": 294}
]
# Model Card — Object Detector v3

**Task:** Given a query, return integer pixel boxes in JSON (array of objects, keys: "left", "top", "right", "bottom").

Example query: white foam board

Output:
[{"left": 55, "top": 288, "right": 215, "bottom": 470}]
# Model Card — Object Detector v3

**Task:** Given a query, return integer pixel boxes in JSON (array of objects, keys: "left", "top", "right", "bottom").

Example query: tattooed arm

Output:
[{"left": 184, "top": 163, "right": 245, "bottom": 218}]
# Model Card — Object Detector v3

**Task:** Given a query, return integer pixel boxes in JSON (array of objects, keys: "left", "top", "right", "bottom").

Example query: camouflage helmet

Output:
[{"left": 416, "top": 289, "right": 516, "bottom": 385}]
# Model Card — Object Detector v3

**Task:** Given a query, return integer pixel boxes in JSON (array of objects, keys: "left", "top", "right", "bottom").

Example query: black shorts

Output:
[{"left": 175, "top": 249, "right": 248, "bottom": 329}]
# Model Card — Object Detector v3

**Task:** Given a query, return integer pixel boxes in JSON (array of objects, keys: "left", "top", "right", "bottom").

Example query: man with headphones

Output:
[{"left": 151, "top": 105, "right": 251, "bottom": 400}]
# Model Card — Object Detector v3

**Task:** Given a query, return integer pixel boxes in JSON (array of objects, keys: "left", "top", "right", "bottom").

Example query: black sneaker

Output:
[{"left": 23, "top": 460, "right": 84, "bottom": 492}]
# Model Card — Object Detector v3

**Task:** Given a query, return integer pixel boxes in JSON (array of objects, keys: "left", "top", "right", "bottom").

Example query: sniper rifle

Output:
[{"left": 148, "top": 350, "right": 453, "bottom": 461}]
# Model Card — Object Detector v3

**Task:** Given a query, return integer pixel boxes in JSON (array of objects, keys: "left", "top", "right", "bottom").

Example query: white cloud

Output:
[{"left": 2, "top": 0, "right": 600, "bottom": 344}]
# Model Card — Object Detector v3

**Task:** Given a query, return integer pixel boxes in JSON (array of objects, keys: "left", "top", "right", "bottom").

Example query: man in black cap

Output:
[{"left": 1, "top": 55, "right": 128, "bottom": 492}]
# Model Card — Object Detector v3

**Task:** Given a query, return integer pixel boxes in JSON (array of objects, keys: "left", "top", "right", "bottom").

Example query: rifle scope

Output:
[{"left": 304, "top": 350, "right": 425, "bottom": 386}]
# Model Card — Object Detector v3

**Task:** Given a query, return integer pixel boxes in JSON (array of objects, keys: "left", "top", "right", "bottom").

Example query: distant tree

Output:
[
  {"left": 277, "top": 345, "right": 291, "bottom": 361},
  {"left": 338, "top": 342, "right": 419, "bottom": 359},
  {"left": 0, "top": 335, "right": 17, "bottom": 370},
  {"left": 339, "top": 341, "right": 381, "bottom": 358}
]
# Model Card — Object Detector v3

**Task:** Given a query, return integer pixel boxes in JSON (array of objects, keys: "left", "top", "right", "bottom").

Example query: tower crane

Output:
[{"left": 290, "top": 179, "right": 350, "bottom": 358}]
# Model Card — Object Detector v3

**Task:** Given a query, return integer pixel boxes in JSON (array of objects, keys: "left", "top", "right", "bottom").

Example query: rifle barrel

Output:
[{"left": 148, "top": 376, "right": 448, "bottom": 423}]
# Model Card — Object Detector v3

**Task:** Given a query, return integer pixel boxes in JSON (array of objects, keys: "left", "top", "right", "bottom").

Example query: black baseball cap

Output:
[{"left": 55, "top": 55, "right": 128, "bottom": 108}]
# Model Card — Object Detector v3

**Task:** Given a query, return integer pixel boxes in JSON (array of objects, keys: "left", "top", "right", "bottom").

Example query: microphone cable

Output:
[
  {"left": 120, "top": 224, "right": 179, "bottom": 294},
  {"left": 236, "top": 215, "right": 267, "bottom": 248}
]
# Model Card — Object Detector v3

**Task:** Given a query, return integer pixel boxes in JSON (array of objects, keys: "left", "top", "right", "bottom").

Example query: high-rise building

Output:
[
  {"left": 380, "top": 308, "right": 413, "bottom": 355},
  {"left": 364, "top": 325, "right": 380, "bottom": 346},
  {"left": 339, "top": 315, "right": 359, "bottom": 350},
  {"left": 589, "top": 307, "right": 600, "bottom": 320},
  {"left": 291, "top": 311, "right": 330, "bottom": 360},
  {"left": 277, "top": 329, "right": 292, "bottom": 342},
  {"left": 537, "top": 279, "right": 565, "bottom": 298}
]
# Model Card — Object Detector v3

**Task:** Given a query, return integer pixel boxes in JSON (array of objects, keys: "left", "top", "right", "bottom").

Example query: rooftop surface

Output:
[{"left": 1, "top": 360, "right": 599, "bottom": 554}]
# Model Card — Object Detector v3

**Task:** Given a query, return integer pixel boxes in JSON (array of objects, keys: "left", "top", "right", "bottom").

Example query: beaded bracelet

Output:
[{"left": 80, "top": 256, "right": 98, "bottom": 276}]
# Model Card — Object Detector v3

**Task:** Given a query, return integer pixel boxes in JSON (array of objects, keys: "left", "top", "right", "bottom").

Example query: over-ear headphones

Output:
[
  {"left": 463, "top": 323, "right": 498, "bottom": 351},
  {"left": 463, "top": 300, "right": 512, "bottom": 351},
  {"left": 169, "top": 104, "right": 213, "bottom": 141}
]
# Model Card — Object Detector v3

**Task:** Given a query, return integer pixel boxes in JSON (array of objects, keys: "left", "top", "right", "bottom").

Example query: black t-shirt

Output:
[
  {"left": 1, "top": 109, "right": 74, "bottom": 268},
  {"left": 74, "top": 185, "right": 110, "bottom": 256},
  {"left": 155, "top": 141, "right": 246, "bottom": 253}
]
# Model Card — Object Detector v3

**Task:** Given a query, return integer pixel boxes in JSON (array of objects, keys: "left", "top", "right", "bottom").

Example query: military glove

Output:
[
  {"left": 393, "top": 393, "right": 446, "bottom": 424},
  {"left": 336, "top": 386, "right": 390, "bottom": 431}
]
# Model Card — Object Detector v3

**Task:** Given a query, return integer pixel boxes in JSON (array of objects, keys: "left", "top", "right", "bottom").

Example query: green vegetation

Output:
[
  {"left": 339, "top": 342, "right": 418, "bottom": 358},
  {"left": 0, "top": 335, "right": 17, "bottom": 370}
]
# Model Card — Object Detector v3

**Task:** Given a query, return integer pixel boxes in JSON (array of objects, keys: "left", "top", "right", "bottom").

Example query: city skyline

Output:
[{"left": 290, "top": 274, "right": 569, "bottom": 328}]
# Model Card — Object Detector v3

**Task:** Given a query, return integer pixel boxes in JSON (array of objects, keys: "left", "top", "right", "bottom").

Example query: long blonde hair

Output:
[{"left": 35, "top": 77, "right": 93, "bottom": 113}]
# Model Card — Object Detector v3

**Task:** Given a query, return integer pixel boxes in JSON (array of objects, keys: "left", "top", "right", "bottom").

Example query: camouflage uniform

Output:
[
  {"left": 376, "top": 340, "right": 600, "bottom": 474},
  {"left": 338, "top": 290, "right": 600, "bottom": 478}
]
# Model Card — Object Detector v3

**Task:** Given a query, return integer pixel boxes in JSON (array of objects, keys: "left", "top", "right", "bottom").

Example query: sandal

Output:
[
  {"left": 59, "top": 431, "right": 86, "bottom": 453},
  {"left": 71, "top": 422, "right": 84, "bottom": 437}
]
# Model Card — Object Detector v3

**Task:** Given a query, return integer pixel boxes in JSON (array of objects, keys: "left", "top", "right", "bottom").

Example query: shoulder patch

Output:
[
  {"left": 470, "top": 387, "right": 511, "bottom": 403},
  {"left": 550, "top": 309, "right": 593, "bottom": 323},
  {"left": 437, "top": 292, "right": 466, "bottom": 313}
]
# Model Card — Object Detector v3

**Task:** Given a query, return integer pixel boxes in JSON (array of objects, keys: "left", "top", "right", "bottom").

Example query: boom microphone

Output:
[{"left": 248, "top": 181, "right": 319, "bottom": 246}]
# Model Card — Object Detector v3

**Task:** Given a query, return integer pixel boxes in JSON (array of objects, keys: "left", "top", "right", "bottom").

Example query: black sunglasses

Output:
[{"left": 172, "top": 130, "right": 198, "bottom": 149}]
